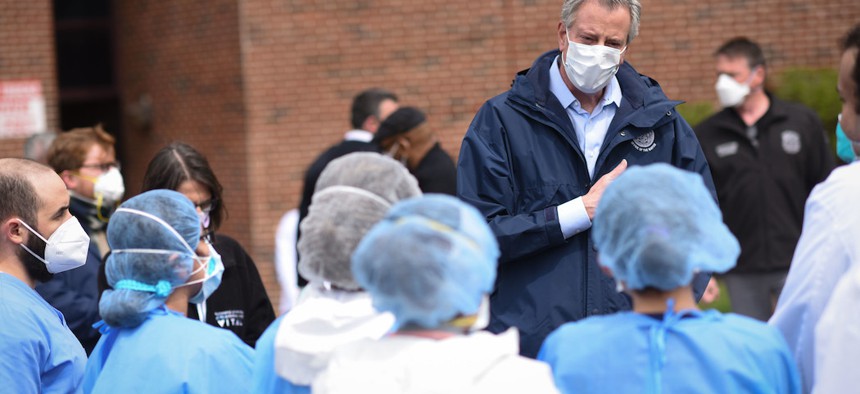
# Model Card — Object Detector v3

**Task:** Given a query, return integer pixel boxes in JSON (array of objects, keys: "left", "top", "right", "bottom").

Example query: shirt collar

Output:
[
  {"left": 549, "top": 55, "right": 622, "bottom": 111},
  {"left": 343, "top": 129, "right": 373, "bottom": 142}
]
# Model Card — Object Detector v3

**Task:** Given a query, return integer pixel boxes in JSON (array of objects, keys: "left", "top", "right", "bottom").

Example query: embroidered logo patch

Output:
[
  {"left": 715, "top": 141, "right": 739, "bottom": 158},
  {"left": 781, "top": 130, "right": 801, "bottom": 154},
  {"left": 632, "top": 130, "right": 656, "bottom": 152}
]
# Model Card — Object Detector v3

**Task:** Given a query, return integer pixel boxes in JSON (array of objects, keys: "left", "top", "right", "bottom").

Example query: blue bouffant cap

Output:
[
  {"left": 592, "top": 164, "right": 739, "bottom": 291},
  {"left": 99, "top": 189, "right": 201, "bottom": 327},
  {"left": 351, "top": 194, "right": 499, "bottom": 328}
]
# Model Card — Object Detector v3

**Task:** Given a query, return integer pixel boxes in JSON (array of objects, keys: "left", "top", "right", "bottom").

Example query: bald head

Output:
[{"left": 0, "top": 158, "right": 63, "bottom": 225}]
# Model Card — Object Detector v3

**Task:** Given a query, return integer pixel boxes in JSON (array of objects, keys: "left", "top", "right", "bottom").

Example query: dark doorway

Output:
[{"left": 53, "top": 0, "right": 122, "bottom": 156}]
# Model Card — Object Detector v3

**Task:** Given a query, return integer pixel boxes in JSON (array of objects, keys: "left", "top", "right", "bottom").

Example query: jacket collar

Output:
[{"left": 510, "top": 49, "right": 682, "bottom": 130}]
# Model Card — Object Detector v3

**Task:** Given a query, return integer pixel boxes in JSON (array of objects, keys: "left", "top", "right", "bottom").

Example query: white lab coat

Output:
[
  {"left": 769, "top": 161, "right": 860, "bottom": 392},
  {"left": 274, "top": 208, "right": 300, "bottom": 314},
  {"left": 273, "top": 283, "right": 395, "bottom": 386},
  {"left": 312, "top": 329, "right": 559, "bottom": 394},
  {"left": 813, "top": 263, "right": 860, "bottom": 393}
]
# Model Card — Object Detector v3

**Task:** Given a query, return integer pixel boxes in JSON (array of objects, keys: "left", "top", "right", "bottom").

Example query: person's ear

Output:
[
  {"left": 619, "top": 46, "right": 629, "bottom": 65},
  {"left": 363, "top": 116, "right": 381, "bottom": 133},
  {"left": 59, "top": 170, "right": 78, "bottom": 190},
  {"left": 2, "top": 218, "right": 26, "bottom": 245},
  {"left": 751, "top": 66, "right": 766, "bottom": 88},
  {"left": 557, "top": 21, "right": 569, "bottom": 53},
  {"left": 397, "top": 136, "right": 412, "bottom": 152}
]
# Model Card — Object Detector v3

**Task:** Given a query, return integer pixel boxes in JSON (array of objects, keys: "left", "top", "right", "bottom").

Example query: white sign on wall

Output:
[{"left": 0, "top": 80, "right": 47, "bottom": 139}]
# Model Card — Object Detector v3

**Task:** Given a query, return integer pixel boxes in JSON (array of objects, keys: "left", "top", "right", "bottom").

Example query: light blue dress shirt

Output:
[{"left": 549, "top": 56, "right": 622, "bottom": 239}]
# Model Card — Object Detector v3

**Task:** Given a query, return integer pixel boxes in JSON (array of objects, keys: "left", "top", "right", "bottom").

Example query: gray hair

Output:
[{"left": 561, "top": 0, "right": 641, "bottom": 44}]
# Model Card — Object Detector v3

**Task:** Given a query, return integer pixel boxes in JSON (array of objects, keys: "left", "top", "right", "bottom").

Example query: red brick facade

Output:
[
  {"left": 0, "top": 0, "right": 58, "bottom": 158},
  {"left": 2, "top": 0, "right": 858, "bottom": 311}
]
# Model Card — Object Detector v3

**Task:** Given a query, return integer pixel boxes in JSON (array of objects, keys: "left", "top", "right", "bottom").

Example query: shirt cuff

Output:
[{"left": 558, "top": 197, "right": 592, "bottom": 239}]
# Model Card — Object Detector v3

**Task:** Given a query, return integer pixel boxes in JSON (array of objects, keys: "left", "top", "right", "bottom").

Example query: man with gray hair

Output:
[{"left": 457, "top": 0, "right": 714, "bottom": 357}]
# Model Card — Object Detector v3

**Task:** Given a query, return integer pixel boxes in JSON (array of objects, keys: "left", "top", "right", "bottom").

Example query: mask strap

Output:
[
  {"left": 174, "top": 256, "right": 219, "bottom": 289},
  {"left": 110, "top": 249, "right": 209, "bottom": 290},
  {"left": 95, "top": 193, "right": 111, "bottom": 223},
  {"left": 313, "top": 185, "right": 392, "bottom": 208},
  {"left": 114, "top": 208, "right": 197, "bottom": 256},
  {"left": 393, "top": 216, "right": 481, "bottom": 252},
  {"left": 112, "top": 249, "right": 209, "bottom": 275},
  {"left": 19, "top": 243, "right": 49, "bottom": 266},
  {"left": 15, "top": 219, "right": 49, "bottom": 244},
  {"left": 73, "top": 171, "right": 99, "bottom": 183}
]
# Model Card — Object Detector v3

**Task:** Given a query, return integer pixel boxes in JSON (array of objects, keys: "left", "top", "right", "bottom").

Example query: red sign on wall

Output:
[{"left": 0, "top": 80, "right": 46, "bottom": 139}]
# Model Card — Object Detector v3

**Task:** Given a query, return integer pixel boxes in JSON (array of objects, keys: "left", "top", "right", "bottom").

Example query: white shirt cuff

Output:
[{"left": 558, "top": 197, "right": 592, "bottom": 239}]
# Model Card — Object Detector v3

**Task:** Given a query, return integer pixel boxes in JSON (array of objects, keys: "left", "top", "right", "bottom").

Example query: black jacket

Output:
[
  {"left": 187, "top": 234, "right": 275, "bottom": 347},
  {"left": 411, "top": 142, "right": 457, "bottom": 195},
  {"left": 695, "top": 95, "right": 834, "bottom": 273}
]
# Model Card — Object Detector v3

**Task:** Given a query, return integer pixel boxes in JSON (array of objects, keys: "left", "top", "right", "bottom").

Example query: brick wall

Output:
[
  {"left": 112, "top": 0, "right": 250, "bottom": 245},
  {"left": 3, "top": 0, "right": 856, "bottom": 313},
  {"left": 240, "top": 0, "right": 859, "bottom": 312},
  {"left": 0, "top": 0, "right": 58, "bottom": 158}
]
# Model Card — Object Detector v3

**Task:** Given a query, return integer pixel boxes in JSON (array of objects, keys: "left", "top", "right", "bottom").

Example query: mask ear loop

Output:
[{"left": 15, "top": 219, "right": 49, "bottom": 244}]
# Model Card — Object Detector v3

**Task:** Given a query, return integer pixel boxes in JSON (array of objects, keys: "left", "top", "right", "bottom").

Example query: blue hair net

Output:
[
  {"left": 592, "top": 163, "right": 739, "bottom": 291},
  {"left": 351, "top": 194, "right": 500, "bottom": 328},
  {"left": 99, "top": 189, "right": 201, "bottom": 327}
]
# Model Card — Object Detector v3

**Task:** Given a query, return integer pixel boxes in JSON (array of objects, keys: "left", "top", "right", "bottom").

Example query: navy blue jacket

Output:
[{"left": 457, "top": 50, "right": 715, "bottom": 358}]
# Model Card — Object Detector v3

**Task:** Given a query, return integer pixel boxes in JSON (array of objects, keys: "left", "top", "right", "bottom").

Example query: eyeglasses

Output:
[
  {"left": 194, "top": 199, "right": 216, "bottom": 214},
  {"left": 79, "top": 161, "right": 121, "bottom": 172}
]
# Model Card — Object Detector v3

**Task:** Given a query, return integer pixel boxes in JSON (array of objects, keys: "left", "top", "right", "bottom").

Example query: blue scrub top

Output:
[
  {"left": 0, "top": 273, "right": 86, "bottom": 394},
  {"left": 538, "top": 310, "right": 800, "bottom": 394},
  {"left": 251, "top": 315, "right": 309, "bottom": 394},
  {"left": 84, "top": 305, "right": 254, "bottom": 393}
]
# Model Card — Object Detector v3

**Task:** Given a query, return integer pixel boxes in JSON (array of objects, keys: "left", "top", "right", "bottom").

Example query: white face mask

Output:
[
  {"left": 17, "top": 217, "right": 90, "bottom": 274},
  {"left": 94, "top": 167, "right": 125, "bottom": 203},
  {"left": 715, "top": 73, "right": 751, "bottom": 108},
  {"left": 563, "top": 31, "right": 625, "bottom": 94}
]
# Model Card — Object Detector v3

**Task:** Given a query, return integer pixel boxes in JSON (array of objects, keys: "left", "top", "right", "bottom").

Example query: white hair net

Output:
[
  {"left": 351, "top": 194, "right": 500, "bottom": 328},
  {"left": 99, "top": 189, "right": 201, "bottom": 327},
  {"left": 592, "top": 163, "right": 739, "bottom": 291},
  {"left": 298, "top": 152, "right": 421, "bottom": 290}
]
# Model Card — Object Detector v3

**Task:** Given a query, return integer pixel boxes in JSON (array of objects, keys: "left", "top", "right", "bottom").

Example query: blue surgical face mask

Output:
[
  {"left": 188, "top": 240, "right": 225, "bottom": 304},
  {"left": 836, "top": 118, "right": 858, "bottom": 163}
]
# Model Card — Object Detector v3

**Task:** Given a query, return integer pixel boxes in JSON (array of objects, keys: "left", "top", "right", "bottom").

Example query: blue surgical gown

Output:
[
  {"left": 538, "top": 310, "right": 800, "bottom": 394},
  {"left": 251, "top": 316, "right": 309, "bottom": 394},
  {"left": 83, "top": 305, "right": 254, "bottom": 393},
  {"left": 0, "top": 273, "right": 86, "bottom": 394}
]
